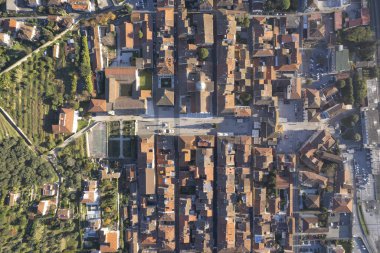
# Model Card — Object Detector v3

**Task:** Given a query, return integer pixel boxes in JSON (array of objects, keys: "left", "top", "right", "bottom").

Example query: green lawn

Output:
[
  {"left": 139, "top": 69, "right": 152, "bottom": 90},
  {"left": 0, "top": 114, "right": 18, "bottom": 140},
  {"left": 77, "top": 119, "right": 88, "bottom": 131}
]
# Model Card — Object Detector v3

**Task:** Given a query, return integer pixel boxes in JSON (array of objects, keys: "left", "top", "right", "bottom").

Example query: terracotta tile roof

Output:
[
  {"left": 277, "top": 64, "right": 299, "bottom": 72},
  {"left": 332, "top": 195, "right": 352, "bottom": 213},
  {"left": 37, "top": 200, "right": 50, "bottom": 215},
  {"left": 105, "top": 66, "right": 137, "bottom": 77},
  {"left": 305, "top": 88, "right": 321, "bottom": 109},
  {"left": 120, "top": 22, "right": 134, "bottom": 49},
  {"left": 156, "top": 89, "right": 175, "bottom": 106},
  {"left": 57, "top": 208, "right": 71, "bottom": 220},
  {"left": 52, "top": 108, "right": 76, "bottom": 134},
  {"left": 92, "top": 26, "right": 103, "bottom": 71},
  {"left": 253, "top": 49, "right": 273, "bottom": 57},
  {"left": 253, "top": 147, "right": 273, "bottom": 157},
  {"left": 88, "top": 99, "right": 107, "bottom": 113},
  {"left": 194, "top": 13, "right": 214, "bottom": 45},
  {"left": 100, "top": 229, "right": 119, "bottom": 252},
  {"left": 234, "top": 106, "right": 252, "bottom": 117},
  {"left": 18, "top": 24, "right": 36, "bottom": 41},
  {"left": 140, "top": 168, "right": 155, "bottom": 195},
  {"left": 7, "top": 19, "right": 19, "bottom": 30},
  {"left": 276, "top": 174, "right": 289, "bottom": 189},
  {"left": 299, "top": 170, "right": 328, "bottom": 188},
  {"left": 68, "top": 0, "right": 90, "bottom": 11},
  {"left": 334, "top": 11, "right": 342, "bottom": 30},
  {"left": 304, "top": 194, "right": 320, "bottom": 209}
]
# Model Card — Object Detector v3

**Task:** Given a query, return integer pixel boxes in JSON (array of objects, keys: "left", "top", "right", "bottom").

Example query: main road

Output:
[{"left": 344, "top": 152, "right": 374, "bottom": 253}]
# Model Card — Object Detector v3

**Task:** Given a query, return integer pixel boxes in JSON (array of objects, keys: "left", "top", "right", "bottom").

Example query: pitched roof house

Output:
[
  {"left": 52, "top": 108, "right": 78, "bottom": 134},
  {"left": 99, "top": 228, "right": 120, "bottom": 252},
  {"left": 88, "top": 99, "right": 107, "bottom": 113}
]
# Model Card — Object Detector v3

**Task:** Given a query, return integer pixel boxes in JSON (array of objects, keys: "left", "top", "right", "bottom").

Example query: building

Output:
[
  {"left": 8, "top": 192, "right": 20, "bottom": 206},
  {"left": 18, "top": 24, "right": 37, "bottom": 41},
  {"left": 68, "top": 0, "right": 92, "bottom": 11},
  {"left": 52, "top": 108, "right": 78, "bottom": 134},
  {"left": 57, "top": 209, "right": 71, "bottom": 220},
  {"left": 88, "top": 99, "right": 107, "bottom": 113},
  {"left": 52, "top": 43, "right": 60, "bottom": 58},
  {"left": 0, "top": 33, "right": 11, "bottom": 46},
  {"left": 37, "top": 200, "right": 51, "bottom": 216},
  {"left": 105, "top": 67, "right": 147, "bottom": 114},
  {"left": 42, "top": 183, "right": 57, "bottom": 196},
  {"left": 299, "top": 130, "right": 336, "bottom": 172},
  {"left": 99, "top": 228, "right": 120, "bottom": 252}
]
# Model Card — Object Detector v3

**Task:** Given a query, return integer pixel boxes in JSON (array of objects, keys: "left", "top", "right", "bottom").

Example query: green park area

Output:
[{"left": 139, "top": 69, "right": 153, "bottom": 90}]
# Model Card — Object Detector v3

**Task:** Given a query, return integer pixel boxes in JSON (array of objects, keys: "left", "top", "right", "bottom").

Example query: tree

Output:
[
  {"left": 337, "top": 79, "right": 346, "bottom": 89},
  {"left": 281, "top": 0, "right": 290, "bottom": 10},
  {"left": 342, "top": 78, "right": 354, "bottom": 105},
  {"left": 80, "top": 36, "right": 92, "bottom": 78},
  {"left": 71, "top": 75, "right": 77, "bottom": 96},
  {"left": 123, "top": 4, "right": 133, "bottom": 14},
  {"left": 237, "top": 15, "right": 250, "bottom": 28},
  {"left": 138, "top": 30, "right": 143, "bottom": 39},
  {"left": 243, "top": 16, "right": 250, "bottom": 28},
  {"left": 85, "top": 75, "right": 93, "bottom": 94},
  {"left": 354, "top": 133, "right": 362, "bottom": 142},
  {"left": 351, "top": 114, "right": 359, "bottom": 124},
  {"left": 0, "top": 72, "right": 11, "bottom": 90},
  {"left": 353, "top": 72, "right": 367, "bottom": 107},
  {"left": 343, "top": 26, "right": 373, "bottom": 44},
  {"left": 0, "top": 137, "right": 55, "bottom": 192},
  {"left": 13, "top": 68, "right": 24, "bottom": 84},
  {"left": 198, "top": 48, "right": 209, "bottom": 61},
  {"left": 42, "top": 28, "right": 54, "bottom": 41}
]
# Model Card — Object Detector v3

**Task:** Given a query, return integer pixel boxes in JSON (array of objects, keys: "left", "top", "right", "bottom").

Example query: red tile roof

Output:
[{"left": 88, "top": 99, "right": 107, "bottom": 113}]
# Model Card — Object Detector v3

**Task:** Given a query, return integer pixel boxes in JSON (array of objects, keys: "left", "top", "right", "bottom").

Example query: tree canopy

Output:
[
  {"left": 340, "top": 78, "right": 354, "bottom": 105},
  {"left": 281, "top": 0, "right": 290, "bottom": 10},
  {"left": 0, "top": 138, "right": 55, "bottom": 194},
  {"left": 353, "top": 72, "right": 367, "bottom": 107},
  {"left": 342, "top": 26, "right": 376, "bottom": 61},
  {"left": 80, "top": 36, "right": 93, "bottom": 94},
  {"left": 198, "top": 48, "right": 209, "bottom": 61}
]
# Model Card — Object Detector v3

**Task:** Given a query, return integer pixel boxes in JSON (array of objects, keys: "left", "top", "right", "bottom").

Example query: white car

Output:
[{"left": 164, "top": 129, "right": 175, "bottom": 134}]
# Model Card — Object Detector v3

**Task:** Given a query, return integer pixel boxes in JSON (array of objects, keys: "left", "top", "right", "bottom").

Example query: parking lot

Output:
[
  {"left": 354, "top": 150, "right": 375, "bottom": 201},
  {"left": 354, "top": 237, "right": 370, "bottom": 253},
  {"left": 301, "top": 46, "right": 332, "bottom": 82}
]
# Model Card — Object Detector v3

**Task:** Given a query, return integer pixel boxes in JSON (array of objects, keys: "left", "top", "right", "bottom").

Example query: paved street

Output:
[{"left": 343, "top": 151, "right": 376, "bottom": 253}]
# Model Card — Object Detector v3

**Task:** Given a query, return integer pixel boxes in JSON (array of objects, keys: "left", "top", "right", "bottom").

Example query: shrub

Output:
[{"left": 198, "top": 48, "right": 209, "bottom": 61}]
